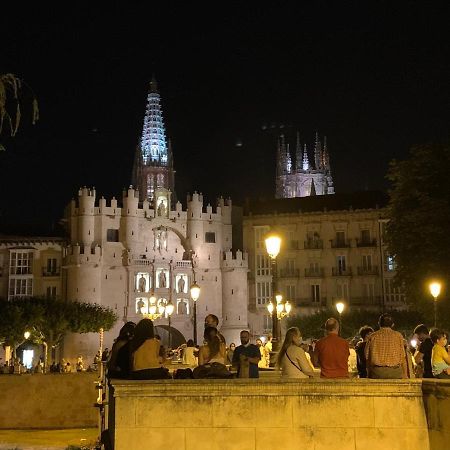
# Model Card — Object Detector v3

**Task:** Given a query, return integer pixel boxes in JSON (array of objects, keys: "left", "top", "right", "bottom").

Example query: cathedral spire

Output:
[
  {"left": 286, "top": 143, "right": 292, "bottom": 173},
  {"left": 295, "top": 132, "right": 302, "bottom": 171},
  {"left": 314, "top": 131, "right": 322, "bottom": 170},
  {"left": 302, "top": 144, "right": 310, "bottom": 171}
]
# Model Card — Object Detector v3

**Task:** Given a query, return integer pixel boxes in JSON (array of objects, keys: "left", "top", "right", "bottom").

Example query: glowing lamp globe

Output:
[
  {"left": 429, "top": 282, "right": 441, "bottom": 299},
  {"left": 336, "top": 302, "right": 345, "bottom": 315},
  {"left": 265, "top": 234, "right": 281, "bottom": 259},
  {"left": 190, "top": 283, "right": 201, "bottom": 302}
]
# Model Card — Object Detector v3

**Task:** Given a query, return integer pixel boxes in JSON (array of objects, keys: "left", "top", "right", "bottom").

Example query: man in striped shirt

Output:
[{"left": 365, "top": 313, "right": 407, "bottom": 379}]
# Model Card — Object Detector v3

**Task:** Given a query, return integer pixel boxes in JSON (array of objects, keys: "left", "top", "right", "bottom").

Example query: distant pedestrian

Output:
[
  {"left": 430, "top": 329, "right": 450, "bottom": 379},
  {"left": 204, "top": 314, "right": 226, "bottom": 345},
  {"left": 232, "top": 330, "right": 261, "bottom": 378},
  {"left": 413, "top": 324, "right": 433, "bottom": 378},
  {"left": 313, "top": 318, "right": 349, "bottom": 378},
  {"left": 226, "top": 343, "right": 236, "bottom": 365}
]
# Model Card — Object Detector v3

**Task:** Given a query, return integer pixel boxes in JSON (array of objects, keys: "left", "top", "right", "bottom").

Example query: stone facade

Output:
[{"left": 244, "top": 192, "right": 405, "bottom": 338}]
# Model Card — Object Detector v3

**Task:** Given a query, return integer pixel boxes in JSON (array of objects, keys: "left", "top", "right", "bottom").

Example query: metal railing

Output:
[
  {"left": 332, "top": 267, "right": 353, "bottom": 276},
  {"left": 279, "top": 268, "right": 300, "bottom": 278},
  {"left": 304, "top": 268, "right": 325, "bottom": 277},
  {"left": 356, "top": 238, "right": 377, "bottom": 247},
  {"left": 330, "top": 239, "right": 351, "bottom": 248},
  {"left": 42, "top": 268, "right": 61, "bottom": 277},
  {"left": 357, "top": 266, "right": 379, "bottom": 276},
  {"left": 304, "top": 239, "right": 323, "bottom": 250}
]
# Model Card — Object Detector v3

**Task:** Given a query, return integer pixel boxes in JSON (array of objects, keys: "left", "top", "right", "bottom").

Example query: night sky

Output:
[{"left": 1, "top": 4, "right": 449, "bottom": 232}]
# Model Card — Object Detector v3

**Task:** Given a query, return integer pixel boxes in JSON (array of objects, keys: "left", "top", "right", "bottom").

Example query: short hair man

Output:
[
  {"left": 232, "top": 330, "right": 261, "bottom": 378},
  {"left": 365, "top": 313, "right": 407, "bottom": 379},
  {"left": 204, "top": 314, "right": 226, "bottom": 345},
  {"left": 413, "top": 324, "right": 433, "bottom": 378},
  {"left": 312, "top": 318, "right": 349, "bottom": 378}
]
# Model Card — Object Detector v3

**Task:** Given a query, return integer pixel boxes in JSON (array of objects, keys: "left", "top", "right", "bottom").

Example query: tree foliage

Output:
[
  {"left": 0, "top": 73, "right": 39, "bottom": 150},
  {"left": 385, "top": 143, "right": 450, "bottom": 312},
  {"left": 0, "top": 297, "right": 118, "bottom": 358},
  {"left": 287, "top": 308, "right": 428, "bottom": 340}
]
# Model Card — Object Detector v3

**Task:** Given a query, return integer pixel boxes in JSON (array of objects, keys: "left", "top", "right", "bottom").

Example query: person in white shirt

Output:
[{"left": 276, "top": 327, "right": 318, "bottom": 378}]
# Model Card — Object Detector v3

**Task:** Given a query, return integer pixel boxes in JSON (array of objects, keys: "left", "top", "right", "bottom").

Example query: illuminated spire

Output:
[
  {"left": 302, "top": 144, "right": 309, "bottom": 171},
  {"left": 295, "top": 132, "right": 302, "bottom": 171},
  {"left": 314, "top": 131, "right": 322, "bottom": 170},
  {"left": 286, "top": 143, "right": 292, "bottom": 173},
  {"left": 140, "top": 77, "right": 168, "bottom": 165}
]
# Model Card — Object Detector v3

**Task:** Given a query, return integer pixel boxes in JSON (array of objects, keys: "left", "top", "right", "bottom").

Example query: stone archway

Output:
[{"left": 154, "top": 325, "right": 186, "bottom": 349}]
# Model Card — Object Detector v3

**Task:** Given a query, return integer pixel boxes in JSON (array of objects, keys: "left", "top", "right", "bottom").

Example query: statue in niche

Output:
[
  {"left": 177, "top": 299, "right": 187, "bottom": 315},
  {"left": 155, "top": 229, "right": 167, "bottom": 253},
  {"left": 157, "top": 199, "right": 167, "bottom": 217},
  {"left": 177, "top": 275, "right": 186, "bottom": 293},
  {"left": 159, "top": 270, "right": 167, "bottom": 288},
  {"left": 138, "top": 275, "right": 147, "bottom": 292},
  {"left": 136, "top": 298, "right": 145, "bottom": 313}
]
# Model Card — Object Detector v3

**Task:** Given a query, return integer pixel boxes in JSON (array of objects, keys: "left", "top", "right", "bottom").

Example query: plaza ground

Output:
[{"left": 0, "top": 428, "right": 98, "bottom": 450}]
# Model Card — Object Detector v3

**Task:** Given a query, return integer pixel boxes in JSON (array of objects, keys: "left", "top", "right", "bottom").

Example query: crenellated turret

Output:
[
  {"left": 77, "top": 186, "right": 96, "bottom": 247},
  {"left": 122, "top": 185, "right": 139, "bottom": 249}
]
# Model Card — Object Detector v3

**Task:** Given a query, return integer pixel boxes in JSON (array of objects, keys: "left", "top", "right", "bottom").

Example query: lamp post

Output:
[
  {"left": 335, "top": 301, "right": 345, "bottom": 336},
  {"left": 166, "top": 300, "right": 174, "bottom": 349},
  {"left": 190, "top": 281, "right": 201, "bottom": 345},
  {"left": 429, "top": 281, "right": 442, "bottom": 328},
  {"left": 265, "top": 233, "right": 282, "bottom": 353}
]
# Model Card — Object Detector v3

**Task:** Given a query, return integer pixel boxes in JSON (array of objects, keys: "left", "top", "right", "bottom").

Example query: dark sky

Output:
[{"left": 1, "top": 3, "right": 449, "bottom": 231}]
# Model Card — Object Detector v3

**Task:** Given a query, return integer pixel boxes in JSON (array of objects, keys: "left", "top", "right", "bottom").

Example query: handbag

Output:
[{"left": 285, "top": 351, "right": 304, "bottom": 374}]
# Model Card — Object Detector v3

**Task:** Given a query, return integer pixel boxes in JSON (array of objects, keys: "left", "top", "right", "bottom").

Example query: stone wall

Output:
[
  {"left": 422, "top": 379, "right": 450, "bottom": 450},
  {"left": 111, "top": 378, "right": 430, "bottom": 450},
  {"left": 0, "top": 373, "right": 98, "bottom": 429}
]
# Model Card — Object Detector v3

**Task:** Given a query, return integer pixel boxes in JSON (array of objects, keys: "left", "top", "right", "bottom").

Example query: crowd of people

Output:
[{"left": 103, "top": 311, "right": 450, "bottom": 381}]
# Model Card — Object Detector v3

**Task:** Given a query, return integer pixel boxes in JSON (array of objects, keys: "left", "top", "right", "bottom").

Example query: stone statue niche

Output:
[
  {"left": 176, "top": 274, "right": 188, "bottom": 293},
  {"left": 177, "top": 298, "right": 189, "bottom": 315},
  {"left": 136, "top": 273, "right": 150, "bottom": 293},
  {"left": 136, "top": 298, "right": 147, "bottom": 314},
  {"left": 154, "top": 228, "right": 168, "bottom": 252},
  {"left": 156, "top": 268, "right": 169, "bottom": 289}
]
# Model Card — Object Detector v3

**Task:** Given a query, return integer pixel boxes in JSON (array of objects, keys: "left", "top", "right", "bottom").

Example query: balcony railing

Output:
[
  {"left": 42, "top": 268, "right": 61, "bottom": 277},
  {"left": 304, "top": 268, "right": 324, "bottom": 278},
  {"left": 356, "top": 238, "right": 377, "bottom": 247},
  {"left": 304, "top": 239, "right": 323, "bottom": 250},
  {"left": 357, "top": 266, "right": 379, "bottom": 276},
  {"left": 279, "top": 268, "right": 300, "bottom": 278},
  {"left": 330, "top": 239, "right": 351, "bottom": 248},
  {"left": 332, "top": 267, "right": 353, "bottom": 276},
  {"left": 295, "top": 297, "right": 327, "bottom": 307}
]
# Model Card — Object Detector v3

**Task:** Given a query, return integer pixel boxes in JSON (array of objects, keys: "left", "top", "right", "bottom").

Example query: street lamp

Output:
[
  {"left": 166, "top": 300, "right": 174, "bottom": 349},
  {"left": 265, "top": 232, "right": 282, "bottom": 353},
  {"left": 429, "top": 281, "right": 442, "bottom": 328},
  {"left": 267, "top": 293, "right": 292, "bottom": 322},
  {"left": 335, "top": 301, "right": 345, "bottom": 336},
  {"left": 24, "top": 331, "right": 31, "bottom": 340},
  {"left": 190, "top": 281, "right": 201, "bottom": 345}
]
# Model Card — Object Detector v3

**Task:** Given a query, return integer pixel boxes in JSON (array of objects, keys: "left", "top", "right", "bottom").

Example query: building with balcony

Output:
[{"left": 243, "top": 191, "right": 405, "bottom": 338}]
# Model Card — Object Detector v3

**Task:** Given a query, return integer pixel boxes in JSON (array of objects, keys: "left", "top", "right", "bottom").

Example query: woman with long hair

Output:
[
  {"left": 107, "top": 321, "right": 136, "bottom": 378},
  {"left": 129, "top": 318, "right": 170, "bottom": 379},
  {"left": 198, "top": 326, "right": 226, "bottom": 365},
  {"left": 276, "top": 327, "right": 318, "bottom": 378}
]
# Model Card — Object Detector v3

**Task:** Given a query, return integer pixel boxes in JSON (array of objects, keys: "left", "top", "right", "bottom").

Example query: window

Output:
[
  {"left": 362, "top": 255, "right": 372, "bottom": 270},
  {"left": 10, "top": 251, "right": 33, "bottom": 275},
  {"left": 9, "top": 278, "right": 33, "bottom": 298},
  {"left": 286, "top": 285, "right": 296, "bottom": 301},
  {"left": 205, "top": 232, "right": 216, "bottom": 243},
  {"left": 361, "top": 229, "right": 371, "bottom": 243},
  {"left": 254, "top": 226, "right": 270, "bottom": 250},
  {"left": 263, "top": 315, "right": 272, "bottom": 331},
  {"left": 364, "top": 283, "right": 375, "bottom": 300},
  {"left": 336, "top": 283, "right": 349, "bottom": 300},
  {"left": 256, "top": 254, "right": 270, "bottom": 276},
  {"left": 107, "top": 229, "right": 119, "bottom": 242},
  {"left": 256, "top": 281, "right": 271, "bottom": 305},
  {"left": 336, "top": 231, "right": 345, "bottom": 245},
  {"left": 384, "top": 253, "right": 396, "bottom": 271},
  {"left": 46, "top": 286, "right": 57, "bottom": 299},
  {"left": 46, "top": 258, "right": 57, "bottom": 274},
  {"left": 337, "top": 255, "right": 346, "bottom": 273},
  {"left": 385, "top": 279, "right": 405, "bottom": 303},
  {"left": 285, "top": 259, "right": 296, "bottom": 271},
  {"left": 311, "top": 284, "right": 320, "bottom": 303}
]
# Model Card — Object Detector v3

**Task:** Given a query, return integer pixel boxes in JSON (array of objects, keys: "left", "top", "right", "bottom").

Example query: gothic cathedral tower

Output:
[
  {"left": 132, "top": 77, "right": 175, "bottom": 203},
  {"left": 275, "top": 132, "right": 335, "bottom": 198}
]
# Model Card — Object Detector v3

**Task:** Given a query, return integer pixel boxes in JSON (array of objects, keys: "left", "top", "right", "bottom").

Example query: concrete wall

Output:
[
  {"left": 0, "top": 373, "right": 98, "bottom": 429},
  {"left": 423, "top": 379, "right": 450, "bottom": 450},
  {"left": 111, "top": 379, "right": 430, "bottom": 450}
]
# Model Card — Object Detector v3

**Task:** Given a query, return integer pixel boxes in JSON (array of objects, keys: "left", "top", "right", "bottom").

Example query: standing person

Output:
[
  {"left": 355, "top": 325, "right": 374, "bottom": 378},
  {"left": 430, "top": 329, "right": 450, "bottom": 379},
  {"left": 107, "top": 321, "right": 136, "bottom": 379},
  {"left": 129, "top": 319, "right": 170, "bottom": 379},
  {"left": 226, "top": 343, "right": 236, "bottom": 365},
  {"left": 413, "top": 324, "right": 434, "bottom": 378},
  {"left": 313, "top": 318, "right": 349, "bottom": 378},
  {"left": 277, "top": 327, "right": 318, "bottom": 378},
  {"left": 256, "top": 339, "right": 268, "bottom": 368},
  {"left": 204, "top": 314, "right": 226, "bottom": 345},
  {"left": 232, "top": 330, "right": 261, "bottom": 378},
  {"left": 264, "top": 334, "right": 273, "bottom": 366},
  {"left": 364, "top": 313, "right": 407, "bottom": 379}
]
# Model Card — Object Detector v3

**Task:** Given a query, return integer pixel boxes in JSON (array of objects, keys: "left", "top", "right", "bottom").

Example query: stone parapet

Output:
[{"left": 111, "top": 379, "right": 430, "bottom": 450}]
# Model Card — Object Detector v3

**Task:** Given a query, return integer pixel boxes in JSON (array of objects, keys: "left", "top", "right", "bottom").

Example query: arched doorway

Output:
[{"left": 154, "top": 325, "right": 186, "bottom": 349}]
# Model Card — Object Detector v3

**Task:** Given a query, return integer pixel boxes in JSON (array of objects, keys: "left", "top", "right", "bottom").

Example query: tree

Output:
[
  {"left": 386, "top": 143, "right": 450, "bottom": 322},
  {"left": 0, "top": 297, "right": 118, "bottom": 370},
  {"left": 0, "top": 73, "right": 39, "bottom": 150}
]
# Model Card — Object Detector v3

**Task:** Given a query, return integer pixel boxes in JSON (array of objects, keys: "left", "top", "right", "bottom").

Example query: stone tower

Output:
[
  {"left": 132, "top": 77, "right": 175, "bottom": 203},
  {"left": 275, "top": 132, "right": 334, "bottom": 198}
]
